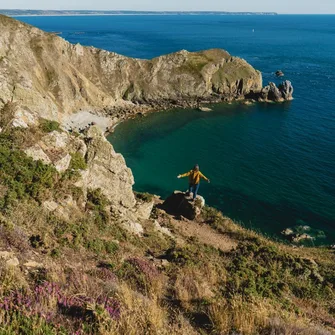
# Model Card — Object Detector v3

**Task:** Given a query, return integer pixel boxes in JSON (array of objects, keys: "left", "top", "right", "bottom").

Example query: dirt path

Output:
[{"left": 171, "top": 218, "right": 237, "bottom": 252}]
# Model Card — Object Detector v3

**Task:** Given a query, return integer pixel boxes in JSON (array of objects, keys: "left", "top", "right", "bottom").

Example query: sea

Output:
[{"left": 16, "top": 14, "right": 335, "bottom": 245}]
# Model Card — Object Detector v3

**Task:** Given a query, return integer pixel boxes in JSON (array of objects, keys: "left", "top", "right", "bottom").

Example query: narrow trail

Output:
[{"left": 171, "top": 218, "right": 237, "bottom": 252}]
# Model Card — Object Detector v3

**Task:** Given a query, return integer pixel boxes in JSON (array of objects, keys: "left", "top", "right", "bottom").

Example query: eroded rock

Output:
[
  {"left": 153, "top": 220, "right": 174, "bottom": 238},
  {"left": 75, "top": 126, "right": 136, "bottom": 211},
  {"left": 0, "top": 251, "right": 20, "bottom": 267},
  {"left": 259, "top": 80, "right": 294, "bottom": 102},
  {"left": 162, "top": 191, "right": 205, "bottom": 220},
  {"left": 135, "top": 200, "right": 155, "bottom": 220},
  {"left": 24, "top": 145, "right": 52, "bottom": 165}
]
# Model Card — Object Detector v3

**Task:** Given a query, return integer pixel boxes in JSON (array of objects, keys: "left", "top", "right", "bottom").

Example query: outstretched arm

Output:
[
  {"left": 177, "top": 171, "right": 191, "bottom": 179},
  {"left": 200, "top": 172, "right": 210, "bottom": 183}
]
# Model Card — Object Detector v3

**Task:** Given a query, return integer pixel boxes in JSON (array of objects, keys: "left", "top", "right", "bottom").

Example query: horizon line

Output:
[{"left": 2, "top": 9, "right": 335, "bottom": 15}]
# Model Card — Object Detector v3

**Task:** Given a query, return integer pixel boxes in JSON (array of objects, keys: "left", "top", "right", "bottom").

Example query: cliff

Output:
[
  {"left": 0, "top": 14, "right": 264, "bottom": 125},
  {"left": 1, "top": 15, "right": 327, "bottom": 335}
]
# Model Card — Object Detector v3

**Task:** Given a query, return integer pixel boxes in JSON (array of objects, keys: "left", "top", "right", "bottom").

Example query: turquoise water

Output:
[{"left": 17, "top": 15, "right": 335, "bottom": 244}]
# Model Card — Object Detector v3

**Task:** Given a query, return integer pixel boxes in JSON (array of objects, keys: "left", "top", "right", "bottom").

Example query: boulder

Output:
[
  {"left": 6, "top": 257, "right": 20, "bottom": 267},
  {"left": 24, "top": 145, "right": 52, "bottom": 165},
  {"left": 281, "top": 227, "right": 315, "bottom": 243},
  {"left": 0, "top": 251, "right": 20, "bottom": 267},
  {"left": 198, "top": 107, "right": 212, "bottom": 112},
  {"left": 12, "top": 107, "right": 38, "bottom": 128},
  {"left": 281, "top": 228, "right": 294, "bottom": 236},
  {"left": 162, "top": 191, "right": 205, "bottom": 220},
  {"left": 41, "top": 131, "right": 70, "bottom": 150},
  {"left": 135, "top": 200, "right": 154, "bottom": 220},
  {"left": 54, "top": 153, "right": 71, "bottom": 172},
  {"left": 275, "top": 70, "right": 284, "bottom": 77},
  {"left": 24, "top": 130, "right": 87, "bottom": 170},
  {"left": 292, "top": 233, "right": 315, "bottom": 243}
]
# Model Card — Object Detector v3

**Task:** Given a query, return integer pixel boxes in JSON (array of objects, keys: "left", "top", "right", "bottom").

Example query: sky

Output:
[{"left": 0, "top": 0, "right": 334, "bottom": 14}]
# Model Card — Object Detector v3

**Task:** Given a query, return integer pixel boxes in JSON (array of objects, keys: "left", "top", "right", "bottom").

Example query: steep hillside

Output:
[
  {"left": 0, "top": 14, "right": 327, "bottom": 335},
  {"left": 0, "top": 103, "right": 334, "bottom": 335},
  {"left": 0, "top": 14, "right": 264, "bottom": 123}
]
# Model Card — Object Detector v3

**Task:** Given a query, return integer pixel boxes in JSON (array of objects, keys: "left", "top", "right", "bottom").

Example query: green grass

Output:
[
  {"left": 39, "top": 119, "right": 60, "bottom": 133},
  {"left": 225, "top": 240, "right": 334, "bottom": 303},
  {"left": 0, "top": 133, "right": 57, "bottom": 210},
  {"left": 69, "top": 152, "right": 87, "bottom": 170},
  {"left": 0, "top": 313, "right": 68, "bottom": 335}
]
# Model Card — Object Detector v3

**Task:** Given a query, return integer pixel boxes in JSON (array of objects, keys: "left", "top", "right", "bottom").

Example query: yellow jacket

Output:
[{"left": 180, "top": 170, "right": 209, "bottom": 184}]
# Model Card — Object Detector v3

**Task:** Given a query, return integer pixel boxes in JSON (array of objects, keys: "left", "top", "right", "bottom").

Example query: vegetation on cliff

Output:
[
  {"left": 0, "top": 103, "right": 333, "bottom": 335},
  {"left": 0, "top": 14, "right": 265, "bottom": 124}
]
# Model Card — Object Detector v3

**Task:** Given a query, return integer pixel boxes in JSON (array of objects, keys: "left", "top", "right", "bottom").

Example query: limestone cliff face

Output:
[
  {"left": 76, "top": 126, "right": 136, "bottom": 210},
  {"left": 24, "top": 126, "right": 138, "bottom": 225},
  {"left": 0, "top": 15, "right": 262, "bottom": 123}
]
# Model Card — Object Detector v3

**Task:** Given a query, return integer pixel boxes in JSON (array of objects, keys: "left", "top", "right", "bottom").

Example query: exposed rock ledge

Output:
[
  {"left": 24, "top": 125, "right": 148, "bottom": 235},
  {"left": 162, "top": 191, "right": 206, "bottom": 220},
  {"left": 0, "top": 14, "right": 292, "bottom": 131}
]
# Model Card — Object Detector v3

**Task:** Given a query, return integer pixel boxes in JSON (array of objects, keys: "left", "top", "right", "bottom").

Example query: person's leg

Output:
[
  {"left": 186, "top": 184, "right": 192, "bottom": 196},
  {"left": 193, "top": 183, "right": 200, "bottom": 200}
]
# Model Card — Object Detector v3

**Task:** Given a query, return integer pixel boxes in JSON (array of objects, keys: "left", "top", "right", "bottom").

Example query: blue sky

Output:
[{"left": 1, "top": 0, "right": 334, "bottom": 14}]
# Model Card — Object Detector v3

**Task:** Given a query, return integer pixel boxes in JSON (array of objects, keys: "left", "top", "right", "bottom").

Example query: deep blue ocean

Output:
[{"left": 17, "top": 15, "right": 335, "bottom": 244}]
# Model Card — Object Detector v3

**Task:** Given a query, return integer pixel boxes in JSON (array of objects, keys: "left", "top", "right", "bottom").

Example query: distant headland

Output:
[{"left": 1, "top": 9, "right": 278, "bottom": 16}]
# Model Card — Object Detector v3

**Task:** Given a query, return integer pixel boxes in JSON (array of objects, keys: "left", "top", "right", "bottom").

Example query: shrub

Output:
[
  {"left": 0, "top": 281, "right": 120, "bottom": 334},
  {"left": 39, "top": 119, "right": 60, "bottom": 133},
  {"left": 0, "top": 136, "right": 57, "bottom": 209},
  {"left": 135, "top": 192, "right": 154, "bottom": 202},
  {"left": 87, "top": 189, "right": 109, "bottom": 210},
  {"left": 69, "top": 152, "right": 87, "bottom": 171},
  {"left": 224, "top": 241, "right": 333, "bottom": 302},
  {"left": 86, "top": 189, "right": 110, "bottom": 228},
  {"left": 117, "top": 257, "right": 161, "bottom": 295}
]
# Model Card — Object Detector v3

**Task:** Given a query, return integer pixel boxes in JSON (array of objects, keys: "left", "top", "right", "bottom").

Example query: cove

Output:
[{"left": 108, "top": 102, "right": 335, "bottom": 245}]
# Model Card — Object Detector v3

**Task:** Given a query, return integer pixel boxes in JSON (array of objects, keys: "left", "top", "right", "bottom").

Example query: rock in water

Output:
[
  {"left": 279, "top": 80, "right": 294, "bottom": 100},
  {"left": 259, "top": 80, "right": 293, "bottom": 102},
  {"left": 268, "top": 82, "right": 283, "bottom": 101},
  {"left": 198, "top": 107, "right": 213, "bottom": 112},
  {"left": 162, "top": 191, "right": 205, "bottom": 220},
  {"left": 281, "top": 228, "right": 294, "bottom": 236},
  {"left": 275, "top": 70, "right": 284, "bottom": 77}
]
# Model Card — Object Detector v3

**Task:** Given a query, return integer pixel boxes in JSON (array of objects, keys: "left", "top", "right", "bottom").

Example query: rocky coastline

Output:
[
  {"left": 1, "top": 15, "right": 335, "bottom": 335},
  {"left": 0, "top": 14, "right": 293, "bottom": 135}
]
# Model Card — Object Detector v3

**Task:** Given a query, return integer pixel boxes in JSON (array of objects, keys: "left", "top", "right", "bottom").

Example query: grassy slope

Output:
[{"left": 0, "top": 103, "right": 334, "bottom": 335}]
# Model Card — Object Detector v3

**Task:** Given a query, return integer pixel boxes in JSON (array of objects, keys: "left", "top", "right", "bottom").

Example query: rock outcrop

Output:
[
  {"left": 76, "top": 126, "right": 136, "bottom": 210},
  {"left": 24, "top": 130, "right": 87, "bottom": 172},
  {"left": 162, "top": 191, "right": 205, "bottom": 220},
  {"left": 23, "top": 125, "right": 144, "bottom": 234},
  {"left": 0, "top": 14, "right": 264, "bottom": 125},
  {"left": 275, "top": 70, "right": 284, "bottom": 77},
  {"left": 257, "top": 80, "right": 294, "bottom": 102}
]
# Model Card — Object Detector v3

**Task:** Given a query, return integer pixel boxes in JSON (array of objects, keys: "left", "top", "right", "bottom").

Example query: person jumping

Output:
[{"left": 177, "top": 164, "right": 210, "bottom": 200}]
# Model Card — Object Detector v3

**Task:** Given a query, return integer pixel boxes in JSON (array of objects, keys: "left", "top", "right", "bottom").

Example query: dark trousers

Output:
[{"left": 189, "top": 183, "right": 200, "bottom": 200}]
